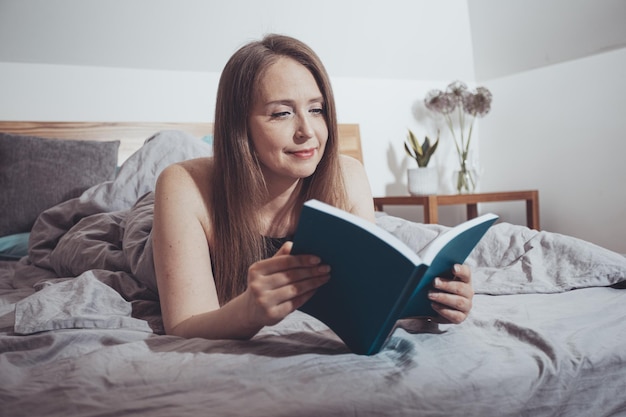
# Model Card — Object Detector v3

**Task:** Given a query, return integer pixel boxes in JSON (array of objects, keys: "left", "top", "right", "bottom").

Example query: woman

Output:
[{"left": 152, "top": 34, "right": 473, "bottom": 341}]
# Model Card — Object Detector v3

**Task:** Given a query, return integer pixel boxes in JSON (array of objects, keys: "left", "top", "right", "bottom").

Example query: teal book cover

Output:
[
  {"left": 400, "top": 216, "right": 499, "bottom": 318},
  {"left": 292, "top": 199, "right": 497, "bottom": 355}
]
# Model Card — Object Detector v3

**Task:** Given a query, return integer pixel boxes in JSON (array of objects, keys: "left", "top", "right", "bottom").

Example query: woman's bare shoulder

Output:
[
  {"left": 339, "top": 154, "right": 368, "bottom": 186},
  {"left": 156, "top": 157, "right": 214, "bottom": 215},
  {"left": 164, "top": 157, "right": 212, "bottom": 179},
  {"left": 338, "top": 153, "right": 363, "bottom": 170},
  {"left": 338, "top": 155, "right": 375, "bottom": 222},
  {"left": 158, "top": 157, "right": 213, "bottom": 190}
]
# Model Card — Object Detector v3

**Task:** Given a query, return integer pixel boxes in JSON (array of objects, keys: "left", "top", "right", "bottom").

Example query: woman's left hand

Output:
[{"left": 428, "top": 264, "right": 474, "bottom": 324}]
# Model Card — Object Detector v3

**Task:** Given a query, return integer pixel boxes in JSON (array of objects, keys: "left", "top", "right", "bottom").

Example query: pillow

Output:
[
  {"left": 0, "top": 132, "right": 120, "bottom": 237},
  {"left": 201, "top": 134, "right": 213, "bottom": 146},
  {"left": 0, "top": 232, "right": 29, "bottom": 260}
]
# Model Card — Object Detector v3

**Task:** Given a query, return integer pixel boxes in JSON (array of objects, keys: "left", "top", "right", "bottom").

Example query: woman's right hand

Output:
[{"left": 242, "top": 241, "right": 331, "bottom": 329}]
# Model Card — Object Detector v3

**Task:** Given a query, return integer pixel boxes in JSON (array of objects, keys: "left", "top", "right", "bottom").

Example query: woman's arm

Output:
[
  {"left": 152, "top": 161, "right": 226, "bottom": 338},
  {"left": 152, "top": 161, "right": 330, "bottom": 340}
]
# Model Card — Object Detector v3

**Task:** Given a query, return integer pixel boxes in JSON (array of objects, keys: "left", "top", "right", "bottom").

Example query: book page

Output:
[{"left": 419, "top": 213, "right": 498, "bottom": 265}]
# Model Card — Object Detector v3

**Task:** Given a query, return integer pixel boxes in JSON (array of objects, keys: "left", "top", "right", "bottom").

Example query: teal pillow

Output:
[
  {"left": 201, "top": 134, "right": 213, "bottom": 146},
  {"left": 0, "top": 232, "right": 29, "bottom": 259}
]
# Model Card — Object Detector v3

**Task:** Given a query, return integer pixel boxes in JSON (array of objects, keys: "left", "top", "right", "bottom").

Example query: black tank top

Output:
[{"left": 263, "top": 236, "right": 292, "bottom": 257}]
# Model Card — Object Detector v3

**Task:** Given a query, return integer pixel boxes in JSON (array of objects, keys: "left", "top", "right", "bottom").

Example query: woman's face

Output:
[{"left": 248, "top": 57, "right": 328, "bottom": 184}]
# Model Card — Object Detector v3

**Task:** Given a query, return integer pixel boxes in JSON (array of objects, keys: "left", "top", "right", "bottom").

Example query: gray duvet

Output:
[{"left": 1, "top": 131, "right": 625, "bottom": 417}]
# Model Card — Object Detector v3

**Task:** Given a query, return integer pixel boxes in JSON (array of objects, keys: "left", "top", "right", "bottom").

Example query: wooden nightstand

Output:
[{"left": 373, "top": 190, "right": 540, "bottom": 230}]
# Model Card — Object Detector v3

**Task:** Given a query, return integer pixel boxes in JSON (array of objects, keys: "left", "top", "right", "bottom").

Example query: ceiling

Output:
[
  {"left": 0, "top": 0, "right": 624, "bottom": 81},
  {"left": 468, "top": 0, "right": 626, "bottom": 80}
]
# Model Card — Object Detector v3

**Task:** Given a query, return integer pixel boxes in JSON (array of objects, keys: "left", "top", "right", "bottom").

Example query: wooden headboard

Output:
[{"left": 0, "top": 121, "right": 363, "bottom": 164}]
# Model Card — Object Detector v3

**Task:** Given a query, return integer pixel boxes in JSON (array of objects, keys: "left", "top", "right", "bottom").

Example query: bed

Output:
[{"left": 1, "top": 121, "right": 625, "bottom": 417}]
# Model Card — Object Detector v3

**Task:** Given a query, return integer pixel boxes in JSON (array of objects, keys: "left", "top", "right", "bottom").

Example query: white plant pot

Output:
[{"left": 407, "top": 167, "right": 438, "bottom": 195}]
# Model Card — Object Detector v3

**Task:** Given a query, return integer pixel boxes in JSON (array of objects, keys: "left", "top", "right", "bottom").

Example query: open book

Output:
[{"left": 292, "top": 199, "right": 498, "bottom": 355}]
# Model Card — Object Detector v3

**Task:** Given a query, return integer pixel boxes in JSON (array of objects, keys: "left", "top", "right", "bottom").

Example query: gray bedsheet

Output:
[{"left": 1, "top": 131, "right": 625, "bottom": 417}]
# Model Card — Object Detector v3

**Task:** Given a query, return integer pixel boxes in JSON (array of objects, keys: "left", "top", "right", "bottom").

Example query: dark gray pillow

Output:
[{"left": 0, "top": 132, "right": 120, "bottom": 236}]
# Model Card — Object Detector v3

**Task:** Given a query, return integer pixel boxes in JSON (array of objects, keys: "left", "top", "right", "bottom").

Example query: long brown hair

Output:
[{"left": 210, "top": 34, "right": 348, "bottom": 304}]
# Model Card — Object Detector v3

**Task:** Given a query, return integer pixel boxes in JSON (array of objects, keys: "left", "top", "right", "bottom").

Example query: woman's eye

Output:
[
  {"left": 310, "top": 108, "right": 325, "bottom": 115},
  {"left": 271, "top": 111, "right": 291, "bottom": 118}
]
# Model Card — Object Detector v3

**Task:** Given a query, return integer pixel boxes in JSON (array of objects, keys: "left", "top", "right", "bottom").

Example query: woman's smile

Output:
[{"left": 288, "top": 147, "right": 318, "bottom": 159}]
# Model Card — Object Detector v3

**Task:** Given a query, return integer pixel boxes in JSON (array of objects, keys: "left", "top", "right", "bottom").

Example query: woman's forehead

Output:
[{"left": 256, "top": 57, "right": 322, "bottom": 103}]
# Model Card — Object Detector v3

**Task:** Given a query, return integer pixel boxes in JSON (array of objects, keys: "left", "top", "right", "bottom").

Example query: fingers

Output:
[
  {"left": 253, "top": 241, "right": 321, "bottom": 279},
  {"left": 271, "top": 273, "right": 329, "bottom": 310},
  {"left": 245, "top": 246, "right": 331, "bottom": 326},
  {"left": 428, "top": 264, "right": 474, "bottom": 324},
  {"left": 451, "top": 264, "right": 472, "bottom": 283},
  {"left": 430, "top": 301, "right": 468, "bottom": 325},
  {"left": 248, "top": 265, "right": 330, "bottom": 304},
  {"left": 249, "top": 252, "right": 329, "bottom": 290},
  {"left": 432, "top": 275, "right": 474, "bottom": 301}
]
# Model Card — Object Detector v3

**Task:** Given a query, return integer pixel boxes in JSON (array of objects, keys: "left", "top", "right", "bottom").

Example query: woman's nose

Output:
[{"left": 295, "top": 114, "right": 314, "bottom": 140}]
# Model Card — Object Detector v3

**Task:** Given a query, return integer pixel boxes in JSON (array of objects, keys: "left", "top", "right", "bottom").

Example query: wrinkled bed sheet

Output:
[{"left": 1, "top": 131, "right": 625, "bottom": 417}]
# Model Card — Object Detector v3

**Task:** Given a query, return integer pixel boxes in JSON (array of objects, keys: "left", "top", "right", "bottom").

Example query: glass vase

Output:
[{"left": 453, "top": 160, "right": 477, "bottom": 194}]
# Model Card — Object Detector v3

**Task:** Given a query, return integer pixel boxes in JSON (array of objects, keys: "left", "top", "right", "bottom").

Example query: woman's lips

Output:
[{"left": 289, "top": 148, "right": 316, "bottom": 159}]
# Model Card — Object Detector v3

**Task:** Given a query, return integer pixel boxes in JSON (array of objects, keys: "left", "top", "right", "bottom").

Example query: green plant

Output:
[{"left": 404, "top": 129, "right": 439, "bottom": 168}]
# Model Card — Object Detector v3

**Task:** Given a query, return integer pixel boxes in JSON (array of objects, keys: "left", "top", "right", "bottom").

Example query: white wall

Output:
[
  {"left": 479, "top": 48, "right": 626, "bottom": 252},
  {"left": 0, "top": 62, "right": 219, "bottom": 123}
]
